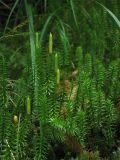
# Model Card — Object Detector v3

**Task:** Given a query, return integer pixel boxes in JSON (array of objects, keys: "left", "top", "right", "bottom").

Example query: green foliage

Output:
[
  {"left": 0, "top": 0, "right": 120, "bottom": 159},
  {"left": 112, "top": 147, "right": 120, "bottom": 160}
]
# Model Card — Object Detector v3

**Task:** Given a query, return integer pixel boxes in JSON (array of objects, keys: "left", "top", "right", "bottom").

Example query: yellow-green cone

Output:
[
  {"left": 13, "top": 115, "right": 18, "bottom": 125},
  {"left": 56, "top": 68, "right": 60, "bottom": 85},
  {"left": 55, "top": 53, "right": 58, "bottom": 72},
  {"left": 36, "top": 32, "right": 39, "bottom": 49},
  {"left": 26, "top": 96, "right": 31, "bottom": 115},
  {"left": 49, "top": 32, "right": 53, "bottom": 54}
]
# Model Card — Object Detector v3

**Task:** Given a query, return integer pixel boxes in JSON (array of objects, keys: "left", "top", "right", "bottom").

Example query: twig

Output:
[{"left": 5, "top": 139, "right": 16, "bottom": 160}]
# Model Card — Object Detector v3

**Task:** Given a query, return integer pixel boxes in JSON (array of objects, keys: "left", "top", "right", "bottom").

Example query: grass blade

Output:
[
  {"left": 40, "top": 14, "right": 53, "bottom": 43},
  {"left": 25, "top": 0, "right": 36, "bottom": 79},
  {"left": 70, "top": 0, "right": 79, "bottom": 29},
  {"left": 3, "top": 0, "right": 19, "bottom": 34},
  {"left": 97, "top": 2, "right": 120, "bottom": 28}
]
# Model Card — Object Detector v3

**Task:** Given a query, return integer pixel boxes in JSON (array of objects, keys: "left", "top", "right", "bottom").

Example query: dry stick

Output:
[
  {"left": 9, "top": 96, "right": 17, "bottom": 108},
  {"left": 5, "top": 139, "right": 16, "bottom": 160},
  {"left": 0, "top": 1, "right": 11, "bottom": 10},
  {"left": 16, "top": 113, "right": 21, "bottom": 159}
]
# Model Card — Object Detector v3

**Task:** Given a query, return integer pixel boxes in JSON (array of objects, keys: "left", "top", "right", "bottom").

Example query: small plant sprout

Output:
[
  {"left": 76, "top": 46, "right": 83, "bottom": 63},
  {"left": 49, "top": 32, "right": 53, "bottom": 54},
  {"left": 56, "top": 68, "right": 60, "bottom": 85},
  {"left": 26, "top": 96, "right": 31, "bottom": 115}
]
